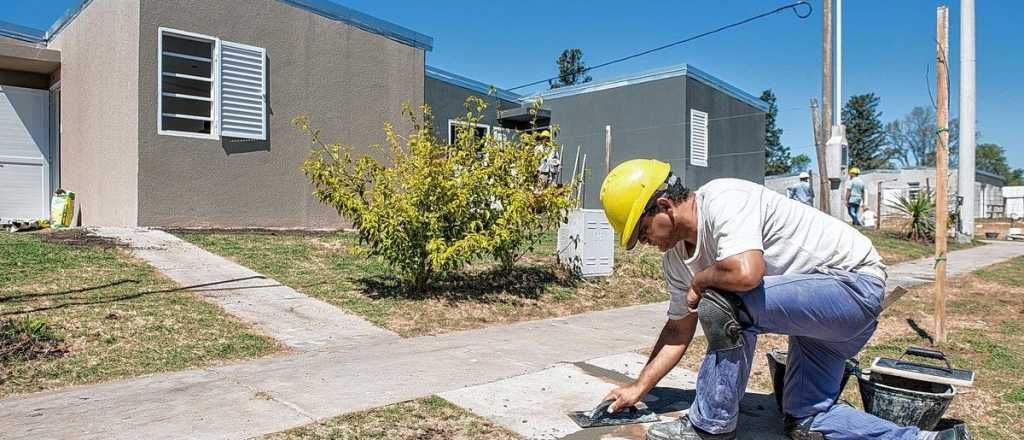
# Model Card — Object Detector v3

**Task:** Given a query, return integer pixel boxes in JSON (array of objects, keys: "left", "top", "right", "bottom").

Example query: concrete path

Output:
[
  {"left": 1, "top": 303, "right": 666, "bottom": 440},
  {"left": 441, "top": 352, "right": 785, "bottom": 440},
  {"left": 2, "top": 239, "right": 1022, "bottom": 440},
  {"left": 88, "top": 227, "right": 399, "bottom": 351},
  {"left": 885, "top": 240, "right": 1024, "bottom": 289}
]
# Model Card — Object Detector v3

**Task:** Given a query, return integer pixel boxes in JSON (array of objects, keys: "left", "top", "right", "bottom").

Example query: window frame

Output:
[
  {"left": 157, "top": 27, "right": 221, "bottom": 140},
  {"left": 447, "top": 119, "right": 490, "bottom": 145}
]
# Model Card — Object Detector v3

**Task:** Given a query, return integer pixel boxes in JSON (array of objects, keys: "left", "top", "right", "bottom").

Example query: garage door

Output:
[{"left": 0, "top": 85, "right": 50, "bottom": 221}]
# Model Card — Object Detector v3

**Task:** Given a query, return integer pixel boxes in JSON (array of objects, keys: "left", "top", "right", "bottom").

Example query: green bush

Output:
[
  {"left": 297, "top": 98, "right": 574, "bottom": 290},
  {"left": 887, "top": 190, "right": 935, "bottom": 241}
]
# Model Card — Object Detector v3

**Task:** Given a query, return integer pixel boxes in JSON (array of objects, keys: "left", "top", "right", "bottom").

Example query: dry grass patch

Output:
[
  {"left": 262, "top": 396, "right": 521, "bottom": 440},
  {"left": 0, "top": 230, "right": 282, "bottom": 397},
  {"left": 180, "top": 231, "right": 665, "bottom": 337}
]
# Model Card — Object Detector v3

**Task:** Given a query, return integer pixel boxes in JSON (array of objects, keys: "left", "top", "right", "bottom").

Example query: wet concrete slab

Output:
[{"left": 441, "top": 352, "right": 788, "bottom": 440}]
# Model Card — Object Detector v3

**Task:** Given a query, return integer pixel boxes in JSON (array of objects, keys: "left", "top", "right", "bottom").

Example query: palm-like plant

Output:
[{"left": 887, "top": 190, "right": 935, "bottom": 241}]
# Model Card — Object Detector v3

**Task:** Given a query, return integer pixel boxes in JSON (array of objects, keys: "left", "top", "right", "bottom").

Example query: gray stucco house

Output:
[
  {"left": 1, "top": 0, "right": 429, "bottom": 228},
  {"left": 1, "top": 0, "right": 766, "bottom": 228},
  {"left": 534, "top": 64, "right": 768, "bottom": 208}
]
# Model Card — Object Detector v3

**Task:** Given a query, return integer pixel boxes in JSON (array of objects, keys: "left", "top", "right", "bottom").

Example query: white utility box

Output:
[{"left": 557, "top": 209, "right": 614, "bottom": 277}]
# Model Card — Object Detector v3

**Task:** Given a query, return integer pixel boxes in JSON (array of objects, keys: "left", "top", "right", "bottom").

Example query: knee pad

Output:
[{"left": 697, "top": 289, "right": 745, "bottom": 352}]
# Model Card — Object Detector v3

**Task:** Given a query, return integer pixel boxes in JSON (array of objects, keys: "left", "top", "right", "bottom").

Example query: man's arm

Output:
[
  {"left": 605, "top": 314, "right": 698, "bottom": 412},
  {"left": 691, "top": 250, "right": 765, "bottom": 295}
]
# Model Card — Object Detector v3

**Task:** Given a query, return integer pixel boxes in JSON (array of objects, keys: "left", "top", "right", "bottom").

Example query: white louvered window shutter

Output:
[
  {"left": 219, "top": 41, "right": 267, "bottom": 140},
  {"left": 689, "top": 109, "right": 708, "bottom": 167}
]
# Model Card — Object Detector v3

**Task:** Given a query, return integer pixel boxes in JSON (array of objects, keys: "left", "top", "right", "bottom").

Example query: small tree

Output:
[
  {"left": 842, "top": 93, "right": 891, "bottom": 169},
  {"left": 549, "top": 48, "right": 592, "bottom": 89},
  {"left": 790, "top": 154, "right": 811, "bottom": 173},
  {"left": 761, "top": 89, "right": 790, "bottom": 175},
  {"left": 297, "top": 99, "right": 574, "bottom": 290}
]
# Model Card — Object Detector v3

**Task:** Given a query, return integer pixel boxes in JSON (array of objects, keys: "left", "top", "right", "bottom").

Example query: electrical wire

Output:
[{"left": 507, "top": 1, "right": 813, "bottom": 92}]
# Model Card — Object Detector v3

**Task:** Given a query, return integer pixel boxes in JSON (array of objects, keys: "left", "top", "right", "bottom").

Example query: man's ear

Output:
[{"left": 656, "top": 197, "right": 675, "bottom": 212}]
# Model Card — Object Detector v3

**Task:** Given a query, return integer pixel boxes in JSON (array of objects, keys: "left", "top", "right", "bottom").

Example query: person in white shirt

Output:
[{"left": 597, "top": 159, "right": 968, "bottom": 440}]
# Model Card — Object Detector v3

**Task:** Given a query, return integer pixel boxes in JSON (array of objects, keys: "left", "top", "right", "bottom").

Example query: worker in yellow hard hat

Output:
[
  {"left": 846, "top": 166, "right": 866, "bottom": 226},
  {"left": 595, "top": 160, "right": 965, "bottom": 439}
]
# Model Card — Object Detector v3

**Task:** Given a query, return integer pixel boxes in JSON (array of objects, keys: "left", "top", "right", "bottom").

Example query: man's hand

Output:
[
  {"left": 603, "top": 383, "right": 647, "bottom": 413},
  {"left": 686, "top": 284, "right": 703, "bottom": 313}
]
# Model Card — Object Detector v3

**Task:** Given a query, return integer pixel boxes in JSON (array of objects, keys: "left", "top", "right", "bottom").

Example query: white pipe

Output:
[
  {"left": 835, "top": 0, "right": 842, "bottom": 126},
  {"left": 959, "top": 0, "right": 977, "bottom": 236}
]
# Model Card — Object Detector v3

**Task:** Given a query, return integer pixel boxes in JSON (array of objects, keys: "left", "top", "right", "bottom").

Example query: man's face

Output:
[{"left": 634, "top": 199, "right": 683, "bottom": 252}]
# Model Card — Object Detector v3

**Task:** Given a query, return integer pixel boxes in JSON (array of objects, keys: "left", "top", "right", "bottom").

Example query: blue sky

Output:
[{"left": 4, "top": 1, "right": 1021, "bottom": 168}]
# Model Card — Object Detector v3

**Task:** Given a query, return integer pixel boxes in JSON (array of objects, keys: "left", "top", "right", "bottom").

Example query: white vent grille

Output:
[
  {"left": 220, "top": 41, "right": 266, "bottom": 140},
  {"left": 690, "top": 109, "right": 708, "bottom": 167}
]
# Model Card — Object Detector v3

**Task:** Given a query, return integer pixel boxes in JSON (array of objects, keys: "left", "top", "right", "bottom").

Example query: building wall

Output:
[
  {"left": 682, "top": 76, "right": 765, "bottom": 189},
  {"left": 47, "top": 0, "right": 141, "bottom": 226},
  {"left": 136, "top": 0, "right": 424, "bottom": 228},
  {"left": 424, "top": 76, "right": 517, "bottom": 143},
  {"left": 544, "top": 77, "right": 687, "bottom": 209}
]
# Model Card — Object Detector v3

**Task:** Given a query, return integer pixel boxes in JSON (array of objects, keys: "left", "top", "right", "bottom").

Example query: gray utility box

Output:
[{"left": 557, "top": 209, "right": 615, "bottom": 277}]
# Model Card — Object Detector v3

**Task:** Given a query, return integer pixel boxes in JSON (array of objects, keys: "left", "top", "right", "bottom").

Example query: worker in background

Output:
[
  {"left": 786, "top": 172, "right": 814, "bottom": 206},
  {"left": 598, "top": 159, "right": 970, "bottom": 440},
  {"left": 845, "top": 167, "right": 866, "bottom": 226}
]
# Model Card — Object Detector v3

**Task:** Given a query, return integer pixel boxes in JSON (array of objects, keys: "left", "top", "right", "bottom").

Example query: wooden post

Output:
[
  {"left": 934, "top": 5, "right": 950, "bottom": 344},
  {"left": 876, "top": 180, "right": 884, "bottom": 230},
  {"left": 811, "top": 98, "right": 831, "bottom": 212},
  {"left": 604, "top": 125, "right": 612, "bottom": 176}
]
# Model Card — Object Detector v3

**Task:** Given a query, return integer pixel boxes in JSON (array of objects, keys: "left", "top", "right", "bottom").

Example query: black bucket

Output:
[
  {"left": 857, "top": 371, "right": 955, "bottom": 430},
  {"left": 766, "top": 349, "right": 856, "bottom": 413}
]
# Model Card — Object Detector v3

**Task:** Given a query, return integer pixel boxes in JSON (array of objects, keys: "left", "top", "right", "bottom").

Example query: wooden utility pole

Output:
[
  {"left": 817, "top": 0, "right": 833, "bottom": 213},
  {"left": 810, "top": 98, "right": 829, "bottom": 212},
  {"left": 876, "top": 180, "right": 884, "bottom": 230},
  {"left": 604, "top": 125, "right": 612, "bottom": 175},
  {"left": 934, "top": 5, "right": 950, "bottom": 344}
]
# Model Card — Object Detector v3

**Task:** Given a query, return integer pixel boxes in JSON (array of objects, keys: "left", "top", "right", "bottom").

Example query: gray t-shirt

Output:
[
  {"left": 662, "top": 178, "right": 885, "bottom": 319},
  {"left": 847, "top": 177, "right": 866, "bottom": 205}
]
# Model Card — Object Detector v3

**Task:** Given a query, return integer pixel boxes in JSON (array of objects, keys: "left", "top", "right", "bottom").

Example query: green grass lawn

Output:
[
  {"left": 179, "top": 228, "right": 981, "bottom": 338},
  {"left": 262, "top": 396, "right": 520, "bottom": 440},
  {"left": 179, "top": 230, "right": 665, "bottom": 337},
  {"left": 0, "top": 230, "right": 282, "bottom": 398}
]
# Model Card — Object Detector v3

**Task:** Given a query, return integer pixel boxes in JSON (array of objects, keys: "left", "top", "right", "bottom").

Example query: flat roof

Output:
[
  {"left": 426, "top": 65, "right": 522, "bottom": 102},
  {"left": 32, "top": 0, "right": 431, "bottom": 51},
  {"left": 0, "top": 20, "right": 47, "bottom": 44},
  {"left": 525, "top": 63, "right": 769, "bottom": 112}
]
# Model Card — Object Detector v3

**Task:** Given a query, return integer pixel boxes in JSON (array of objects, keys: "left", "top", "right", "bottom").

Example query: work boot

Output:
[
  {"left": 645, "top": 414, "right": 736, "bottom": 440},
  {"left": 933, "top": 422, "right": 971, "bottom": 440},
  {"left": 783, "top": 414, "right": 824, "bottom": 440}
]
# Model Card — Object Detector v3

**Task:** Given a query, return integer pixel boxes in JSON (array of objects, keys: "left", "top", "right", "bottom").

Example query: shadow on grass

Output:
[
  {"left": 1, "top": 276, "right": 279, "bottom": 316},
  {"left": 356, "top": 264, "right": 579, "bottom": 303},
  {"left": 0, "top": 279, "right": 141, "bottom": 303}
]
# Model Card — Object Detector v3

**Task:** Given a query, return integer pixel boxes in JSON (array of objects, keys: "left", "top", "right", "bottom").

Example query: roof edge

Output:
[
  {"left": 277, "top": 0, "right": 432, "bottom": 51},
  {"left": 44, "top": 0, "right": 432, "bottom": 52},
  {"left": 426, "top": 65, "right": 522, "bottom": 102},
  {"left": 0, "top": 20, "right": 47, "bottom": 44},
  {"left": 525, "top": 63, "right": 768, "bottom": 112}
]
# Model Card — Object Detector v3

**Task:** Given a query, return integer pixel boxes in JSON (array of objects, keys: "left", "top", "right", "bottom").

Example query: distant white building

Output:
[
  {"left": 1004, "top": 186, "right": 1024, "bottom": 219},
  {"left": 765, "top": 168, "right": 1008, "bottom": 222}
]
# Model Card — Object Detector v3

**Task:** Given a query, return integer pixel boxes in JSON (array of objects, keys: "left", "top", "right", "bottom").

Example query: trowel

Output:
[{"left": 567, "top": 398, "right": 661, "bottom": 428}]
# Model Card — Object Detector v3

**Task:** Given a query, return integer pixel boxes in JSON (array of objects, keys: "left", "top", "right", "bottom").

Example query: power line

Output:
[{"left": 507, "top": 1, "right": 813, "bottom": 92}]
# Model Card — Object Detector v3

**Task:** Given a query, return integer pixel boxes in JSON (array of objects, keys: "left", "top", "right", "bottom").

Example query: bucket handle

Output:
[{"left": 899, "top": 346, "right": 953, "bottom": 371}]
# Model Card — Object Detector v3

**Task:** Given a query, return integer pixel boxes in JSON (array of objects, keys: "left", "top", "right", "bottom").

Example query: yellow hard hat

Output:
[
  {"left": 600, "top": 159, "right": 671, "bottom": 249},
  {"left": 849, "top": 167, "right": 861, "bottom": 175}
]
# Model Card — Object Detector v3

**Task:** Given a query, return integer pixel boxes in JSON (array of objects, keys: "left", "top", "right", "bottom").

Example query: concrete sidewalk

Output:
[
  {"left": 89, "top": 228, "right": 398, "bottom": 351},
  {"left": 2, "top": 239, "right": 1022, "bottom": 439}
]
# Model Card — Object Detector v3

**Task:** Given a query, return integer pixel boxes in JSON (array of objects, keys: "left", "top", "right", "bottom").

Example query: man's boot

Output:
[
  {"left": 784, "top": 415, "right": 824, "bottom": 440},
  {"left": 645, "top": 415, "right": 737, "bottom": 440}
]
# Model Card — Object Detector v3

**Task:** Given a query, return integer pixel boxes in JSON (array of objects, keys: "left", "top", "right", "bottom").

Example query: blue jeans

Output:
[
  {"left": 688, "top": 271, "right": 924, "bottom": 440},
  {"left": 848, "top": 203, "right": 862, "bottom": 226}
]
